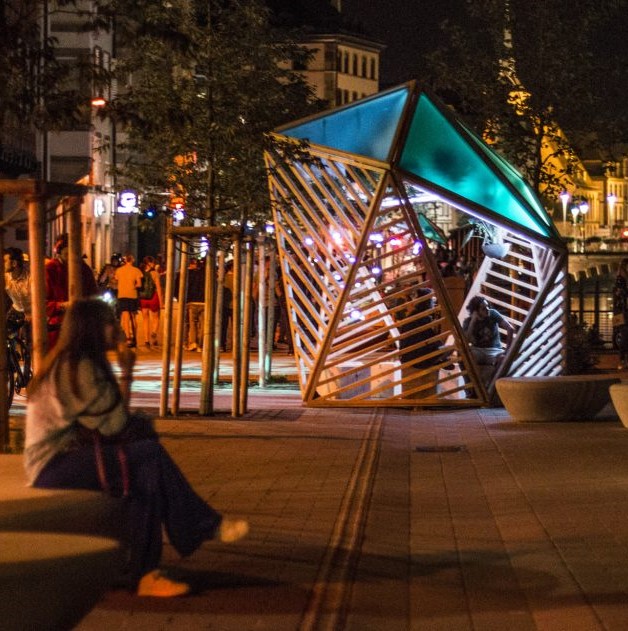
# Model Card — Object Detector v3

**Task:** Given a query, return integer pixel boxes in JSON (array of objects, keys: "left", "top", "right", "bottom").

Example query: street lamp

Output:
[
  {"left": 570, "top": 204, "right": 580, "bottom": 248},
  {"left": 579, "top": 200, "right": 589, "bottom": 249},
  {"left": 607, "top": 193, "right": 617, "bottom": 234},
  {"left": 560, "top": 191, "right": 570, "bottom": 227}
]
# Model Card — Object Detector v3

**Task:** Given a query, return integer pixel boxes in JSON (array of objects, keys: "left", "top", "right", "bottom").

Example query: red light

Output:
[{"left": 91, "top": 97, "right": 107, "bottom": 107}]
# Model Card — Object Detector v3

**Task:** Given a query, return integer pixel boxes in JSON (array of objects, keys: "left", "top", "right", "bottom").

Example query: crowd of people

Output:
[
  {"left": 4, "top": 237, "right": 293, "bottom": 359},
  {"left": 3, "top": 238, "right": 165, "bottom": 352}
]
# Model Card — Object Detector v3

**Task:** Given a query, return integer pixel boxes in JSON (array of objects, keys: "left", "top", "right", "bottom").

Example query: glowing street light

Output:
[{"left": 560, "top": 191, "right": 570, "bottom": 226}]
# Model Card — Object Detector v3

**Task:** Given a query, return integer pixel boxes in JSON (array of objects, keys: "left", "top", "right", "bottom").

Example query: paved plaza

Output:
[{"left": 65, "top": 349, "right": 628, "bottom": 630}]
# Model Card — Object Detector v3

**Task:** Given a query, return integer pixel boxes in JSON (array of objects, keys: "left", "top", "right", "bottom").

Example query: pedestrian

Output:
[
  {"left": 612, "top": 257, "right": 628, "bottom": 370},
  {"left": 24, "top": 298, "right": 249, "bottom": 597},
  {"left": 220, "top": 259, "right": 234, "bottom": 352},
  {"left": 97, "top": 253, "right": 122, "bottom": 300},
  {"left": 114, "top": 253, "right": 143, "bottom": 348},
  {"left": 4, "top": 246, "right": 32, "bottom": 321},
  {"left": 45, "top": 234, "right": 99, "bottom": 348},
  {"left": 139, "top": 255, "right": 163, "bottom": 348},
  {"left": 185, "top": 258, "right": 205, "bottom": 352}
]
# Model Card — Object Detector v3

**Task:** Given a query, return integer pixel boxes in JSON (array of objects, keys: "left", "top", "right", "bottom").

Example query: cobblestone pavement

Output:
[{"left": 75, "top": 390, "right": 628, "bottom": 631}]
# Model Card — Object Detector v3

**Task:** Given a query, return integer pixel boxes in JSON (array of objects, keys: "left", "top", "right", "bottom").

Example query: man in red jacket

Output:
[{"left": 45, "top": 234, "right": 98, "bottom": 347}]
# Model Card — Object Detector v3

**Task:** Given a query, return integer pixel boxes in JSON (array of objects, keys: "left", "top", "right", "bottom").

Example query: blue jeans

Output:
[{"left": 35, "top": 438, "right": 222, "bottom": 584}]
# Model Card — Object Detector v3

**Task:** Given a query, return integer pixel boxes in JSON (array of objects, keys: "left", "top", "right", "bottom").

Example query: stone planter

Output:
[
  {"left": 609, "top": 383, "right": 628, "bottom": 428},
  {"left": 496, "top": 374, "right": 621, "bottom": 422}
]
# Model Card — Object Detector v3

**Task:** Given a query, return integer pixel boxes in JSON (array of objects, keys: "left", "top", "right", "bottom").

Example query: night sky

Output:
[{"left": 340, "top": 0, "right": 464, "bottom": 87}]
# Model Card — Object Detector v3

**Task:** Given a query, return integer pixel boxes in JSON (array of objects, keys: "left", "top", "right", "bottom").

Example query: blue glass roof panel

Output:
[{"left": 279, "top": 87, "right": 409, "bottom": 162}]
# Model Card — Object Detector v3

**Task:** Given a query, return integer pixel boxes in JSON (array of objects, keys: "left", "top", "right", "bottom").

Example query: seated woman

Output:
[
  {"left": 462, "top": 296, "right": 514, "bottom": 368},
  {"left": 24, "top": 298, "right": 248, "bottom": 598}
]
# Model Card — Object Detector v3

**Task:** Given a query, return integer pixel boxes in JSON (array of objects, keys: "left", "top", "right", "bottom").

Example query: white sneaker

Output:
[
  {"left": 137, "top": 570, "right": 189, "bottom": 597},
  {"left": 219, "top": 519, "right": 249, "bottom": 543}
]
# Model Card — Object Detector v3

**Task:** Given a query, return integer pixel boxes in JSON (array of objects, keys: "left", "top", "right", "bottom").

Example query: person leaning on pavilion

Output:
[{"left": 462, "top": 296, "right": 514, "bottom": 367}]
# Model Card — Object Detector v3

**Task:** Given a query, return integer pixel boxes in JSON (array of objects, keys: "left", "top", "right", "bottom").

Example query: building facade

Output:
[
  {"left": 298, "top": 34, "right": 383, "bottom": 108},
  {"left": 44, "top": 0, "right": 115, "bottom": 272}
]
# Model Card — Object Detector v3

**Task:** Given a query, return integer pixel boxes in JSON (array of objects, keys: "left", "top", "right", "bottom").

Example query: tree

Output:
[
  {"left": 0, "top": 0, "right": 110, "bottom": 157},
  {"left": 421, "top": 0, "right": 628, "bottom": 206},
  {"left": 106, "top": 0, "right": 322, "bottom": 227}
]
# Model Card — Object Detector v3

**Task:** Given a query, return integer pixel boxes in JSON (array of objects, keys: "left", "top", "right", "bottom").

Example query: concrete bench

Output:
[
  {"left": 609, "top": 383, "right": 628, "bottom": 428},
  {"left": 0, "top": 455, "right": 123, "bottom": 631},
  {"left": 495, "top": 374, "right": 621, "bottom": 422}
]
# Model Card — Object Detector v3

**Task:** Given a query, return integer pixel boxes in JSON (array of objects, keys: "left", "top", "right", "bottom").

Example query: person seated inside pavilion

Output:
[
  {"left": 462, "top": 296, "right": 514, "bottom": 384},
  {"left": 398, "top": 287, "right": 445, "bottom": 396}
]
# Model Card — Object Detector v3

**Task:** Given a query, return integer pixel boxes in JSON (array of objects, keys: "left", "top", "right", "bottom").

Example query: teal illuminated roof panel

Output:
[
  {"left": 279, "top": 87, "right": 409, "bottom": 162},
  {"left": 458, "top": 119, "right": 551, "bottom": 229},
  {"left": 417, "top": 212, "right": 447, "bottom": 245},
  {"left": 399, "top": 95, "right": 551, "bottom": 237}
]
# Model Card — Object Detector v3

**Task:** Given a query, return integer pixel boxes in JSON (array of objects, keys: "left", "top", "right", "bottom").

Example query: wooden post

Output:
[
  {"left": 159, "top": 232, "right": 176, "bottom": 417},
  {"left": 239, "top": 238, "right": 254, "bottom": 415},
  {"left": 199, "top": 242, "right": 216, "bottom": 415},
  {"left": 231, "top": 237, "right": 242, "bottom": 417},
  {"left": 257, "top": 239, "right": 266, "bottom": 387},
  {"left": 171, "top": 241, "right": 188, "bottom": 415},
  {"left": 265, "top": 246, "right": 277, "bottom": 379},
  {"left": 27, "top": 194, "right": 48, "bottom": 374},
  {"left": 214, "top": 249, "right": 225, "bottom": 384}
]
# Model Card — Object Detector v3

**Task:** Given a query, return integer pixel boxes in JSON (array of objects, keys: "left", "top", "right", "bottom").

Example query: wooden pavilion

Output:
[{"left": 264, "top": 81, "right": 568, "bottom": 407}]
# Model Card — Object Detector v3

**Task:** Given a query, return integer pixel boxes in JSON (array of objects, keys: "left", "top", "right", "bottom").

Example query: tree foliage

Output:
[
  {"left": 105, "top": 0, "right": 322, "bottom": 226},
  {"left": 0, "top": 0, "right": 109, "bottom": 137},
  {"left": 421, "top": 0, "right": 628, "bottom": 205}
]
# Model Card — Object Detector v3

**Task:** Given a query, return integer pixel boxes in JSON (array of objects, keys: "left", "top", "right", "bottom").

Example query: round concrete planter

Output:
[
  {"left": 609, "top": 383, "right": 628, "bottom": 428},
  {"left": 496, "top": 375, "right": 621, "bottom": 422},
  {"left": 0, "top": 532, "right": 119, "bottom": 630}
]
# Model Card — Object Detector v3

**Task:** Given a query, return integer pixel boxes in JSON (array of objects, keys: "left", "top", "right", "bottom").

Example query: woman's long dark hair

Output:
[{"left": 29, "top": 298, "right": 120, "bottom": 400}]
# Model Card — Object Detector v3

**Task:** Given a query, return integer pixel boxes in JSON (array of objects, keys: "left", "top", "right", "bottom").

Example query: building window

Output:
[
  {"left": 324, "top": 48, "right": 336, "bottom": 71},
  {"left": 343, "top": 52, "right": 349, "bottom": 74},
  {"left": 352, "top": 91, "right": 358, "bottom": 101},
  {"left": 370, "top": 58, "right": 377, "bottom": 80},
  {"left": 352, "top": 54, "right": 358, "bottom": 75},
  {"left": 93, "top": 46, "right": 109, "bottom": 103},
  {"left": 362, "top": 56, "right": 367, "bottom": 77}
]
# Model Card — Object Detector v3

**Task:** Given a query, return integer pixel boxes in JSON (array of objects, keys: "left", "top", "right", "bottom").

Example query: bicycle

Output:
[{"left": 6, "top": 315, "right": 32, "bottom": 408}]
